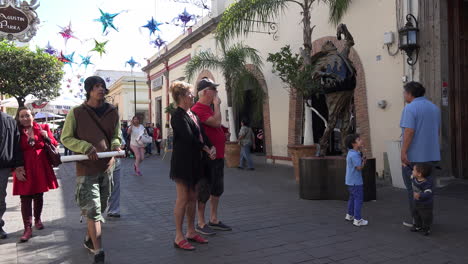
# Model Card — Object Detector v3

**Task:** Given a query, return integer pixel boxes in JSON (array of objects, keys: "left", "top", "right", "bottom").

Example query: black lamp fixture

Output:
[{"left": 398, "top": 14, "right": 419, "bottom": 66}]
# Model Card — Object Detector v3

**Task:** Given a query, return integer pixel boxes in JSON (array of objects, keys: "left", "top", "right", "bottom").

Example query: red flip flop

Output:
[
  {"left": 187, "top": 234, "right": 208, "bottom": 244},
  {"left": 173, "top": 239, "right": 195, "bottom": 251}
]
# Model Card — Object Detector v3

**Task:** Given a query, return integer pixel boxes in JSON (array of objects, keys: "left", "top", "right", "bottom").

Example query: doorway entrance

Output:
[
  {"left": 448, "top": 0, "right": 468, "bottom": 178},
  {"left": 155, "top": 96, "right": 162, "bottom": 137},
  {"left": 236, "top": 89, "right": 265, "bottom": 154}
]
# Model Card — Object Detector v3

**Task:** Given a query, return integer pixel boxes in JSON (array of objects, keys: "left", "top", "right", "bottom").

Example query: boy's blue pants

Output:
[{"left": 347, "top": 185, "right": 363, "bottom": 220}]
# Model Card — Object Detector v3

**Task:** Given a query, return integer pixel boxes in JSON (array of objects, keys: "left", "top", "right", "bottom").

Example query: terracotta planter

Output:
[
  {"left": 225, "top": 142, "right": 241, "bottom": 168},
  {"left": 287, "top": 144, "right": 317, "bottom": 182}
]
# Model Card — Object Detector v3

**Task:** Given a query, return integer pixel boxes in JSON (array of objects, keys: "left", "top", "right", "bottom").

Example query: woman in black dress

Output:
[{"left": 169, "top": 81, "right": 216, "bottom": 251}]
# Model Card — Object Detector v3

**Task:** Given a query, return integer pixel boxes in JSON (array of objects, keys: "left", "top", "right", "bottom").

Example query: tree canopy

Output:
[{"left": 0, "top": 41, "right": 64, "bottom": 107}]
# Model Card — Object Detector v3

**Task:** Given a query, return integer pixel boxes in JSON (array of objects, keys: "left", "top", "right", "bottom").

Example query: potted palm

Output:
[{"left": 184, "top": 43, "right": 264, "bottom": 167}]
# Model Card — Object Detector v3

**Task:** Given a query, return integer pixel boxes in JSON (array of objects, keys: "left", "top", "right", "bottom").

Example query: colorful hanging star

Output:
[
  {"left": 90, "top": 40, "right": 108, "bottom": 57},
  {"left": 58, "top": 51, "right": 75, "bottom": 67},
  {"left": 150, "top": 35, "right": 167, "bottom": 50},
  {"left": 125, "top": 57, "right": 141, "bottom": 70},
  {"left": 171, "top": 8, "right": 198, "bottom": 32},
  {"left": 79, "top": 55, "right": 94, "bottom": 69},
  {"left": 44, "top": 42, "right": 57, "bottom": 55},
  {"left": 94, "top": 8, "right": 120, "bottom": 35},
  {"left": 142, "top": 17, "right": 164, "bottom": 36},
  {"left": 58, "top": 22, "right": 78, "bottom": 44}
]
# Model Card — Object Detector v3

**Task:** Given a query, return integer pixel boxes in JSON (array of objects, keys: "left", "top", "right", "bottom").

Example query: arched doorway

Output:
[{"left": 240, "top": 65, "right": 272, "bottom": 156}]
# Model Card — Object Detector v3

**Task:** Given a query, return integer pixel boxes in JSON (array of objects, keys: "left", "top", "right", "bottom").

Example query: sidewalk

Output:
[{"left": 1, "top": 154, "right": 467, "bottom": 264}]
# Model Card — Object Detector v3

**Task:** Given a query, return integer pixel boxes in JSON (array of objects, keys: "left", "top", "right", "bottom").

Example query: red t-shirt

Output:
[{"left": 191, "top": 102, "right": 226, "bottom": 159}]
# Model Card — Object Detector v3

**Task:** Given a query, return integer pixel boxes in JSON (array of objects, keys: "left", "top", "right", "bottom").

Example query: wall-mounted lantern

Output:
[{"left": 398, "top": 14, "right": 419, "bottom": 66}]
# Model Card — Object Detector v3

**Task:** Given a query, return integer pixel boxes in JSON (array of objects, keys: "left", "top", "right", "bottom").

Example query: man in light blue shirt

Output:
[{"left": 400, "top": 81, "right": 440, "bottom": 227}]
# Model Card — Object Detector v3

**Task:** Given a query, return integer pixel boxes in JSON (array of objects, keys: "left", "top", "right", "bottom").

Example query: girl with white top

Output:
[{"left": 127, "top": 116, "right": 146, "bottom": 176}]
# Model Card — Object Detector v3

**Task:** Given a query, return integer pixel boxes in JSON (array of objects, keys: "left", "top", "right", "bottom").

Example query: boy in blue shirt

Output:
[
  {"left": 410, "top": 163, "right": 433, "bottom": 236},
  {"left": 344, "top": 134, "right": 368, "bottom": 227}
]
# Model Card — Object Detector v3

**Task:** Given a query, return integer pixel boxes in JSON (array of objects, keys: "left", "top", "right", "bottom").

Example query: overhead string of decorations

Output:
[{"left": 38, "top": 2, "right": 211, "bottom": 99}]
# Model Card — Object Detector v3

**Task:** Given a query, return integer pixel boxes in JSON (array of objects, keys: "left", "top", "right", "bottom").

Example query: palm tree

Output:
[
  {"left": 185, "top": 43, "right": 264, "bottom": 141},
  {"left": 216, "top": 0, "right": 352, "bottom": 145}
]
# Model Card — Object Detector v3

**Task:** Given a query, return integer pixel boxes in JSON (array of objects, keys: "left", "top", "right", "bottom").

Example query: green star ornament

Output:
[{"left": 90, "top": 40, "right": 108, "bottom": 57}]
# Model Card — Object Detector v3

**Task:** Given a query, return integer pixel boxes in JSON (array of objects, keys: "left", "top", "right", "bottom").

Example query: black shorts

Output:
[{"left": 197, "top": 158, "right": 224, "bottom": 203}]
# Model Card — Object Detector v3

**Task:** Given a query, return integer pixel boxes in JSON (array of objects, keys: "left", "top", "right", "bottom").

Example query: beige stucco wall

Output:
[
  {"left": 145, "top": 0, "right": 411, "bottom": 173},
  {"left": 306, "top": 0, "right": 406, "bottom": 172}
]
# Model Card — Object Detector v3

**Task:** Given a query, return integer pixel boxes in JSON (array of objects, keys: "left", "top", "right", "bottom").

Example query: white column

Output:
[
  {"left": 227, "top": 106, "right": 237, "bottom": 142},
  {"left": 303, "top": 104, "right": 314, "bottom": 145}
]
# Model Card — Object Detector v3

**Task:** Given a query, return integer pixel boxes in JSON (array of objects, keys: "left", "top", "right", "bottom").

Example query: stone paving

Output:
[{"left": 1, "top": 153, "right": 468, "bottom": 264}]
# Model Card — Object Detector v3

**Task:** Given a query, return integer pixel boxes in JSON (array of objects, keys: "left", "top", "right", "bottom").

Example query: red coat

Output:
[{"left": 13, "top": 122, "right": 59, "bottom": 196}]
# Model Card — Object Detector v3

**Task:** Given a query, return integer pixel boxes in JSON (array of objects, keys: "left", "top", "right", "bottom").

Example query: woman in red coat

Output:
[{"left": 13, "top": 107, "right": 59, "bottom": 242}]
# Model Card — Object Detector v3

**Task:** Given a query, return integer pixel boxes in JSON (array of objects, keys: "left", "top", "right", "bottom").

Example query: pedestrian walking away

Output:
[
  {"left": 144, "top": 122, "right": 154, "bottom": 155},
  {"left": 127, "top": 116, "right": 146, "bottom": 176},
  {"left": 153, "top": 123, "right": 162, "bottom": 155},
  {"left": 61, "top": 76, "right": 122, "bottom": 264},
  {"left": 400, "top": 82, "right": 441, "bottom": 228},
  {"left": 0, "top": 110, "right": 25, "bottom": 240},
  {"left": 344, "top": 134, "right": 368, "bottom": 227},
  {"left": 191, "top": 77, "right": 232, "bottom": 236},
  {"left": 13, "top": 107, "right": 60, "bottom": 242},
  {"left": 237, "top": 118, "right": 256, "bottom": 170},
  {"left": 169, "top": 81, "right": 215, "bottom": 251}
]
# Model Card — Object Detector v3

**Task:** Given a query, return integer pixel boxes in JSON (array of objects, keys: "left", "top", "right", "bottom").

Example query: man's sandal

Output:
[
  {"left": 173, "top": 239, "right": 195, "bottom": 251},
  {"left": 187, "top": 234, "right": 208, "bottom": 244}
]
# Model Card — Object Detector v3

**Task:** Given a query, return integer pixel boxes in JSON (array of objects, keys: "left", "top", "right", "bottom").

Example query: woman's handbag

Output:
[
  {"left": 39, "top": 125, "right": 62, "bottom": 167},
  {"left": 138, "top": 129, "right": 153, "bottom": 145}
]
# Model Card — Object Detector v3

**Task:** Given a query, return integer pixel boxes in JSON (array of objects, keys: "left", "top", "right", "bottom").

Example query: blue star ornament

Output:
[
  {"left": 150, "top": 35, "right": 167, "bottom": 49},
  {"left": 44, "top": 42, "right": 57, "bottom": 56},
  {"left": 80, "top": 55, "right": 93, "bottom": 69},
  {"left": 94, "top": 8, "right": 120, "bottom": 35},
  {"left": 125, "top": 57, "right": 141, "bottom": 69},
  {"left": 142, "top": 17, "right": 163, "bottom": 36}
]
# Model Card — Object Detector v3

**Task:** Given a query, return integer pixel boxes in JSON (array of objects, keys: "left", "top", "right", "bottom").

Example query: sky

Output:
[{"left": 26, "top": 0, "right": 210, "bottom": 98}]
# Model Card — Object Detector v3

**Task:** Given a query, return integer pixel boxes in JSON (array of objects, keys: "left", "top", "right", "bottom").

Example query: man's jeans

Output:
[
  {"left": 107, "top": 162, "right": 121, "bottom": 215},
  {"left": 0, "top": 168, "right": 10, "bottom": 222},
  {"left": 402, "top": 165, "right": 415, "bottom": 219},
  {"left": 145, "top": 143, "right": 152, "bottom": 154},
  {"left": 239, "top": 143, "right": 253, "bottom": 169}
]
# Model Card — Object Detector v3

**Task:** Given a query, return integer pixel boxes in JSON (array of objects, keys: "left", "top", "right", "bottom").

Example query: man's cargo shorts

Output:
[{"left": 75, "top": 171, "right": 113, "bottom": 222}]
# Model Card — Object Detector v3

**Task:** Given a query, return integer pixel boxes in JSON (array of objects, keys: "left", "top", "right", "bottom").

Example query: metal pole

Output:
[{"left": 134, "top": 79, "right": 137, "bottom": 116}]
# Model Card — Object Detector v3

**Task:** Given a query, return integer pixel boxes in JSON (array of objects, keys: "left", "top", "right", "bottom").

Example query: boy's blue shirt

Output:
[{"left": 346, "top": 149, "right": 363, "bottom": 186}]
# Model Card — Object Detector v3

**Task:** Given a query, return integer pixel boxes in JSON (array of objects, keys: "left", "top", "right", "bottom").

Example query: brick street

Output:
[{"left": 1, "top": 154, "right": 468, "bottom": 264}]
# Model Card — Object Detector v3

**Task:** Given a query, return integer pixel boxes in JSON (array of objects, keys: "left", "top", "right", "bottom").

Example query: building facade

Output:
[
  {"left": 142, "top": 0, "right": 467, "bottom": 179},
  {"left": 104, "top": 71, "right": 149, "bottom": 123}
]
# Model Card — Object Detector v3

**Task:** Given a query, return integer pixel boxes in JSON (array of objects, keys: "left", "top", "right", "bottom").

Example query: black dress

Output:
[{"left": 169, "top": 107, "right": 212, "bottom": 187}]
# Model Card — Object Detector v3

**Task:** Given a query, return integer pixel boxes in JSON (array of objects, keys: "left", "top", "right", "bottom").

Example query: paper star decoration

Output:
[
  {"left": 125, "top": 57, "right": 141, "bottom": 69},
  {"left": 80, "top": 55, "right": 94, "bottom": 69},
  {"left": 171, "top": 8, "right": 199, "bottom": 32},
  {"left": 142, "top": 17, "right": 164, "bottom": 36},
  {"left": 58, "top": 22, "right": 78, "bottom": 44},
  {"left": 44, "top": 42, "right": 57, "bottom": 55},
  {"left": 94, "top": 8, "right": 120, "bottom": 35},
  {"left": 150, "top": 35, "right": 167, "bottom": 50},
  {"left": 58, "top": 51, "right": 75, "bottom": 67},
  {"left": 90, "top": 40, "right": 108, "bottom": 57}
]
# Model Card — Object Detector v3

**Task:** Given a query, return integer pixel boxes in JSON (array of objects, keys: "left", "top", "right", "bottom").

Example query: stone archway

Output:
[
  {"left": 245, "top": 64, "right": 273, "bottom": 157},
  {"left": 195, "top": 70, "right": 216, "bottom": 85},
  {"left": 310, "top": 36, "right": 372, "bottom": 157}
]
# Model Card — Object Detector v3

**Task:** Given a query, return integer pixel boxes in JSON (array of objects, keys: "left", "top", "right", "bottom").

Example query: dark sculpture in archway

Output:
[{"left": 309, "top": 24, "right": 356, "bottom": 156}]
